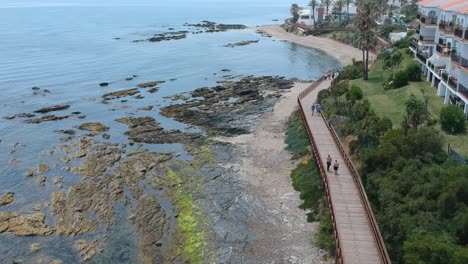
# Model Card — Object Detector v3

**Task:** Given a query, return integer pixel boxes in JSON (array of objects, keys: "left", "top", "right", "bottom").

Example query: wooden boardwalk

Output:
[{"left": 297, "top": 79, "right": 391, "bottom": 264}]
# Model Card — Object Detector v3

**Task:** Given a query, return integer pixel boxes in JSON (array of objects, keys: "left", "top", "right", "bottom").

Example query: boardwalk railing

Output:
[{"left": 297, "top": 79, "right": 391, "bottom": 264}]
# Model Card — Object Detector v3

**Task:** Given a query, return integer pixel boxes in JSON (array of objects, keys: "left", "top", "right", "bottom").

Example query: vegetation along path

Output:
[{"left": 298, "top": 79, "right": 390, "bottom": 264}]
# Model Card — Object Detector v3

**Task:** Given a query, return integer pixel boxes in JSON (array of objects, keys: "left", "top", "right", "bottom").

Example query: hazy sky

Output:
[{"left": 0, "top": 0, "right": 311, "bottom": 8}]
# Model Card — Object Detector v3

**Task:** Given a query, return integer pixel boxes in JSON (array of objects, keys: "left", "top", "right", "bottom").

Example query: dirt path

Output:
[
  {"left": 256, "top": 25, "right": 375, "bottom": 65},
  {"left": 215, "top": 82, "right": 331, "bottom": 263}
]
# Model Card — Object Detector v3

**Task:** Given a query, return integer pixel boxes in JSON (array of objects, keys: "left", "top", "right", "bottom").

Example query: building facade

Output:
[{"left": 410, "top": 0, "right": 468, "bottom": 116}]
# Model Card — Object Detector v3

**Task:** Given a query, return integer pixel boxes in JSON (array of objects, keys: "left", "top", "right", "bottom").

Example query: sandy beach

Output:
[
  {"left": 257, "top": 25, "right": 374, "bottom": 65},
  {"left": 213, "top": 26, "right": 367, "bottom": 262}
]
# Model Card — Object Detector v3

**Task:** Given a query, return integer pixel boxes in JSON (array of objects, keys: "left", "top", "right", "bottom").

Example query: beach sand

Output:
[
  {"left": 213, "top": 26, "right": 368, "bottom": 263},
  {"left": 256, "top": 25, "right": 375, "bottom": 65}
]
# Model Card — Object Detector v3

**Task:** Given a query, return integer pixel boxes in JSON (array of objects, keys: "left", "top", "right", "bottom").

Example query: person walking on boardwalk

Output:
[
  {"left": 311, "top": 103, "right": 316, "bottom": 116},
  {"left": 326, "top": 155, "right": 332, "bottom": 172},
  {"left": 316, "top": 104, "right": 322, "bottom": 115},
  {"left": 334, "top": 160, "right": 339, "bottom": 175}
]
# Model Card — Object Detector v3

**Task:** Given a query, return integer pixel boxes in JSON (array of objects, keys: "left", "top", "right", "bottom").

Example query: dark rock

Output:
[
  {"left": 25, "top": 115, "right": 69, "bottom": 124},
  {"left": 125, "top": 77, "right": 133, "bottom": 81},
  {"left": 137, "top": 81, "right": 165, "bottom": 88},
  {"left": 32, "top": 87, "right": 40, "bottom": 90},
  {"left": 43, "top": 89, "right": 51, "bottom": 93},
  {"left": 3, "top": 113, "right": 35, "bottom": 120},
  {"left": 102, "top": 88, "right": 139, "bottom": 99},
  {"left": 102, "top": 133, "right": 111, "bottom": 139},
  {"left": 223, "top": 40, "right": 259, "bottom": 48},
  {"left": 56, "top": 129, "right": 76, "bottom": 135},
  {"left": 0, "top": 192, "right": 14, "bottom": 206},
  {"left": 78, "top": 122, "right": 109, "bottom": 133},
  {"left": 34, "top": 105, "right": 70, "bottom": 113},
  {"left": 160, "top": 76, "right": 294, "bottom": 136},
  {"left": 99, "top": 82, "right": 109, "bottom": 87}
]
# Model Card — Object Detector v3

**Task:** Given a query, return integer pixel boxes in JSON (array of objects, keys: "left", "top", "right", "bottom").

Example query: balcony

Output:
[
  {"left": 459, "top": 83, "right": 468, "bottom": 101},
  {"left": 416, "top": 52, "right": 428, "bottom": 64},
  {"left": 465, "top": 30, "right": 468, "bottom": 42},
  {"left": 441, "top": 71, "right": 448, "bottom": 82},
  {"left": 436, "top": 44, "right": 451, "bottom": 56},
  {"left": 419, "top": 35, "right": 435, "bottom": 44},
  {"left": 451, "top": 53, "right": 468, "bottom": 71},
  {"left": 454, "top": 27, "right": 464, "bottom": 39},
  {"left": 438, "top": 21, "right": 454, "bottom": 34},
  {"left": 448, "top": 76, "right": 458, "bottom": 90},
  {"left": 420, "top": 16, "right": 438, "bottom": 26}
]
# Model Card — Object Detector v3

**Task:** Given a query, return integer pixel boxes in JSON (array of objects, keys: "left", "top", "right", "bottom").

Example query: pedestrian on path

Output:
[
  {"left": 334, "top": 160, "right": 339, "bottom": 175},
  {"left": 316, "top": 104, "right": 321, "bottom": 115},
  {"left": 311, "top": 103, "right": 316, "bottom": 116},
  {"left": 326, "top": 155, "right": 332, "bottom": 172}
]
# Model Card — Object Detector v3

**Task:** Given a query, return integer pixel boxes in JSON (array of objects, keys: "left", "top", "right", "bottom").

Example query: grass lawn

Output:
[{"left": 351, "top": 51, "right": 468, "bottom": 157}]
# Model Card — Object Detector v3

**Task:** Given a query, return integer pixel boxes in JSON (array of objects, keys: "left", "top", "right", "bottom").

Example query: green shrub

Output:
[
  {"left": 334, "top": 80, "right": 349, "bottom": 96},
  {"left": 406, "top": 61, "right": 422, "bottom": 81},
  {"left": 317, "top": 89, "right": 331, "bottom": 104},
  {"left": 346, "top": 85, "right": 363, "bottom": 103},
  {"left": 383, "top": 75, "right": 394, "bottom": 90},
  {"left": 339, "top": 64, "right": 363, "bottom": 80},
  {"left": 440, "top": 105, "right": 466, "bottom": 133},
  {"left": 285, "top": 110, "right": 310, "bottom": 158},
  {"left": 393, "top": 70, "right": 409, "bottom": 88}
]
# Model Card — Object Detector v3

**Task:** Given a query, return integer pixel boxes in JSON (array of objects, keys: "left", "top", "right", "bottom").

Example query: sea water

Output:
[{"left": 0, "top": 0, "right": 341, "bottom": 262}]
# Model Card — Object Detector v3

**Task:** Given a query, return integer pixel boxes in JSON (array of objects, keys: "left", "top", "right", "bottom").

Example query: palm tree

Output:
[
  {"left": 290, "top": 4, "right": 301, "bottom": 23},
  {"left": 308, "top": 0, "right": 318, "bottom": 26},
  {"left": 334, "top": 0, "right": 345, "bottom": 21},
  {"left": 322, "top": 0, "right": 332, "bottom": 19},
  {"left": 354, "top": 1, "right": 378, "bottom": 80},
  {"left": 345, "top": 0, "right": 354, "bottom": 18}
]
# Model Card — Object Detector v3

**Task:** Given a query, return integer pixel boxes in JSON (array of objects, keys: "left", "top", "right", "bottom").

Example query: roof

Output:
[{"left": 417, "top": 0, "right": 468, "bottom": 14}]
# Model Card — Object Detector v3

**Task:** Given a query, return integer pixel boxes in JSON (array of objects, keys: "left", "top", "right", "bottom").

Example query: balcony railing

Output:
[
  {"left": 410, "top": 41, "right": 417, "bottom": 50},
  {"left": 454, "top": 27, "right": 464, "bottom": 39},
  {"left": 417, "top": 52, "right": 427, "bottom": 63},
  {"left": 460, "top": 57, "right": 468, "bottom": 70},
  {"left": 449, "top": 77, "right": 458, "bottom": 90},
  {"left": 436, "top": 44, "right": 451, "bottom": 56},
  {"left": 421, "top": 16, "right": 438, "bottom": 25},
  {"left": 441, "top": 72, "right": 448, "bottom": 82},
  {"left": 465, "top": 30, "right": 468, "bottom": 41},
  {"left": 452, "top": 53, "right": 461, "bottom": 64},
  {"left": 438, "top": 21, "right": 454, "bottom": 33},
  {"left": 419, "top": 35, "right": 435, "bottom": 43},
  {"left": 459, "top": 83, "right": 468, "bottom": 93}
]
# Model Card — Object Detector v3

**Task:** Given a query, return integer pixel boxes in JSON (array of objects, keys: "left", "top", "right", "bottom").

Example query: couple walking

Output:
[
  {"left": 311, "top": 102, "right": 321, "bottom": 116},
  {"left": 326, "top": 155, "right": 339, "bottom": 175}
]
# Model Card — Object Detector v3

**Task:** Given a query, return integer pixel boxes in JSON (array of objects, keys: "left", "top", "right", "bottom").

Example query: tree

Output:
[
  {"left": 405, "top": 94, "right": 424, "bottom": 129},
  {"left": 308, "top": 0, "right": 319, "bottom": 26},
  {"left": 290, "top": 4, "right": 301, "bottom": 23},
  {"left": 334, "top": 0, "right": 345, "bottom": 21},
  {"left": 440, "top": 105, "right": 466, "bottom": 134},
  {"left": 345, "top": 0, "right": 354, "bottom": 18},
  {"left": 322, "top": 0, "right": 332, "bottom": 19},
  {"left": 354, "top": 1, "right": 378, "bottom": 80}
]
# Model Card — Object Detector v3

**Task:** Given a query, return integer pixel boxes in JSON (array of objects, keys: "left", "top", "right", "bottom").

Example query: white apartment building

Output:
[{"left": 410, "top": 0, "right": 468, "bottom": 116}]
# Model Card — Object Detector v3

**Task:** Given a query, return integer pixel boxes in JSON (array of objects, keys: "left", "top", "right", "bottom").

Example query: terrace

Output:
[
  {"left": 438, "top": 21, "right": 454, "bottom": 34},
  {"left": 420, "top": 15, "right": 438, "bottom": 26},
  {"left": 451, "top": 53, "right": 468, "bottom": 72},
  {"left": 419, "top": 35, "right": 435, "bottom": 44},
  {"left": 436, "top": 40, "right": 451, "bottom": 56}
]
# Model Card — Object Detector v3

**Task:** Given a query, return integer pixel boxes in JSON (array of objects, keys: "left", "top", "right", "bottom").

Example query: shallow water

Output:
[{"left": 0, "top": 0, "right": 341, "bottom": 262}]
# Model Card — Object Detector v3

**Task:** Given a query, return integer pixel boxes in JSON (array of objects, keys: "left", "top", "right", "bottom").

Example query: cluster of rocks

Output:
[
  {"left": 0, "top": 211, "right": 54, "bottom": 236},
  {"left": 160, "top": 76, "right": 294, "bottom": 136},
  {"left": 133, "top": 21, "right": 247, "bottom": 43},
  {"left": 224, "top": 40, "right": 259, "bottom": 48},
  {"left": 116, "top": 116, "right": 201, "bottom": 145},
  {"left": 185, "top": 21, "right": 247, "bottom": 32},
  {"left": 256, "top": 30, "right": 272, "bottom": 38},
  {"left": 0, "top": 192, "right": 14, "bottom": 206}
]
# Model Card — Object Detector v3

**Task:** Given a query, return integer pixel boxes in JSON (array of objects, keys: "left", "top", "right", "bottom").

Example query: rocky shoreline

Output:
[{"left": 1, "top": 73, "right": 315, "bottom": 263}]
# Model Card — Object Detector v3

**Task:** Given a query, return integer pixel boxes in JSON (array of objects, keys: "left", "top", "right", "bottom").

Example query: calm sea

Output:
[{"left": 0, "top": 0, "right": 340, "bottom": 262}]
